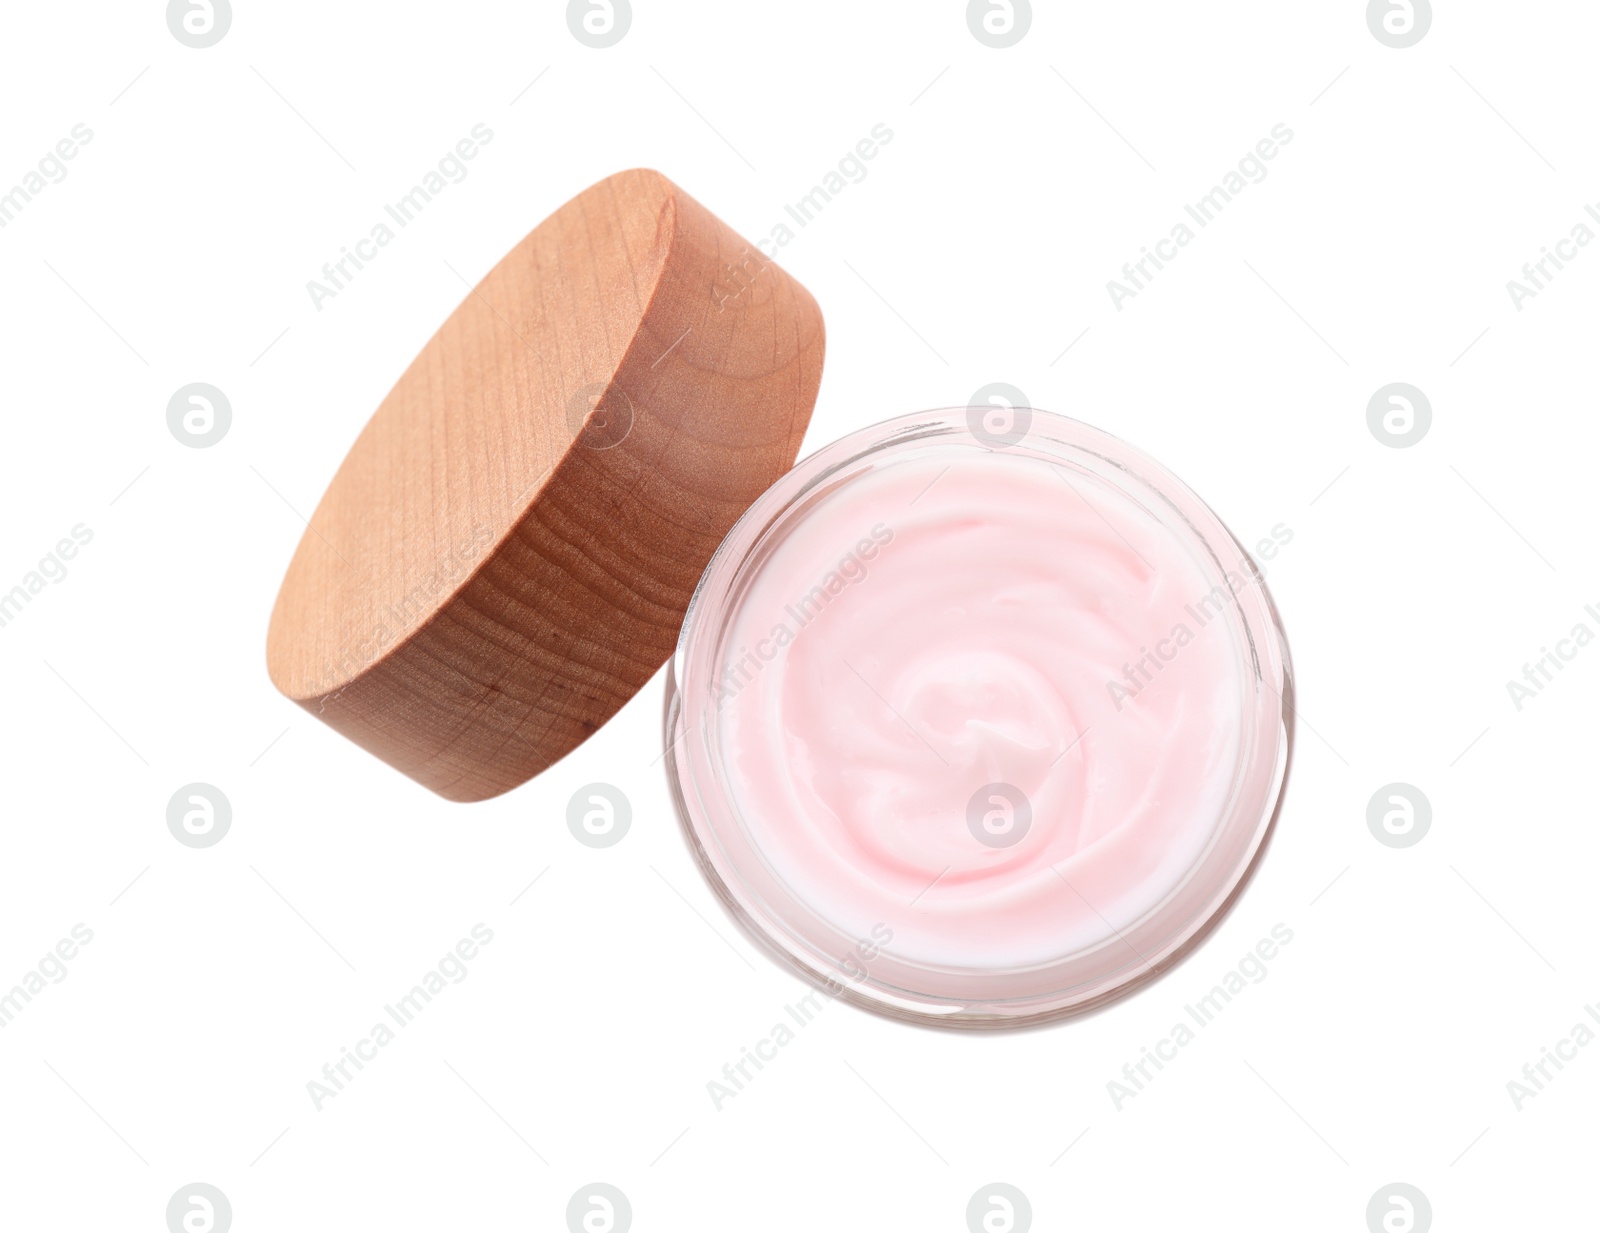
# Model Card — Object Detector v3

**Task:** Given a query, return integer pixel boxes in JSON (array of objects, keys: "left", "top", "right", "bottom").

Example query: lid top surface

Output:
[{"left": 267, "top": 170, "right": 676, "bottom": 700}]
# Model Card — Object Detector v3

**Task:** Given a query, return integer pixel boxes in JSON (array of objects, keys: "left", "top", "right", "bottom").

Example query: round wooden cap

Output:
[{"left": 266, "top": 169, "right": 824, "bottom": 801}]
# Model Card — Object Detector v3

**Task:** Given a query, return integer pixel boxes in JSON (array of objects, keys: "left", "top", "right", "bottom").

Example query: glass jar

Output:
[{"left": 665, "top": 407, "right": 1292, "bottom": 1027}]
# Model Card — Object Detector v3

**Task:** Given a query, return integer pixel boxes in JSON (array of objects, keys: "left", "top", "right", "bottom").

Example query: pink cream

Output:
[{"left": 668, "top": 410, "right": 1291, "bottom": 1025}]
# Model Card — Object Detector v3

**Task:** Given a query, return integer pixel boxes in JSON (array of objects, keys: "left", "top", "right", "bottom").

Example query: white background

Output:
[{"left": 1, "top": 2, "right": 1595, "bottom": 1229}]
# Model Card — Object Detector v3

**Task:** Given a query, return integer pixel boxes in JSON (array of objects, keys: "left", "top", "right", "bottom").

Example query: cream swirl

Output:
[{"left": 716, "top": 449, "right": 1250, "bottom": 970}]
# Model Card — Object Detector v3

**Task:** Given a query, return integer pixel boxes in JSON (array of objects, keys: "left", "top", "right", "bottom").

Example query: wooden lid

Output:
[{"left": 266, "top": 169, "right": 824, "bottom": 801}]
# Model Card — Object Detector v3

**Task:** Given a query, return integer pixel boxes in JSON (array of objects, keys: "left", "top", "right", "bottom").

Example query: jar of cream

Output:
[
  {"left": 265, "top": 171, "right": 1292, "bottom": 1029},
  {"left": 665, "top": 407, "right": 1292, "bottom": 1027}
]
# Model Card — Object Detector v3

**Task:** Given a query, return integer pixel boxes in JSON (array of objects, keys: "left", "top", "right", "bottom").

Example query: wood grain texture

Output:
[{"left": 266, "top": 169, "right": 824, "bottom": 801}]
